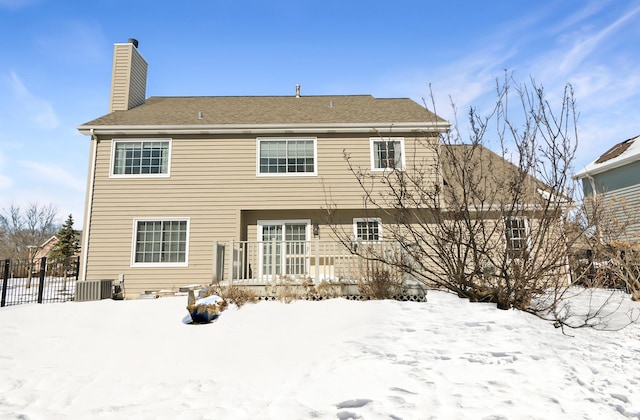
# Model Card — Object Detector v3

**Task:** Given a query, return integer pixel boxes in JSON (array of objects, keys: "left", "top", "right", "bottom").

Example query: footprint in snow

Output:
[{"left": 336, "top": 399, "right": 372, "bottom": 409}]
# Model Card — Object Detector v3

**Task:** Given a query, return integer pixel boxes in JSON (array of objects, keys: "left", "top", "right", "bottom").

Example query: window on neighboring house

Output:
[
  {"left": 370, "top": 138, "right": 405, "bottom": 171},
  {"left": 112, "top": 139, "right": 171, "bottom": 177},
  {"left": 257, "top": 138, "right": 317, "bottom": 175},
  {"left": 505, "top": 217, "right": 529, "bottom": 258},
  {"left": 132, "top": 219, "right": 189, "bottom": 266},
  {"left": 353, "top": 218, "right": 382, "bottom": 241}
]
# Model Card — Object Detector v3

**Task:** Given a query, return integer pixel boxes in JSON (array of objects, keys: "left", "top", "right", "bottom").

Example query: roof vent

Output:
[
  {"left": 128, "top": 38, "right": 139, "bottom": 48},
  {"left": 295, "top": 84, "right": 300, "bottom": 98}
]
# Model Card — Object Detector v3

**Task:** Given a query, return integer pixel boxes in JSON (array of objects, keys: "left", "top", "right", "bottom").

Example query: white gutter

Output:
[
  {"left": 575, "top": 137, "right": 640, "bottom": 178},
  {"left": 77, "top": 121, "right": 451, "bottom": 136},
  {"left": 79, "top": 128, "right": 98, "bottom": 282},
  {"left": 575, "top": 154, "right": 640, "bottom": 178}
]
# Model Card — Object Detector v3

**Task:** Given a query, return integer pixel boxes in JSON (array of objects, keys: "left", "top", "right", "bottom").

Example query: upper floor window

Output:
[
  {"left": 370, "top": 138, "right": 405, "bottom": 171},
  {"left": 132, "top": 218, "right": 189, "bottom": 266},
  {"left": 353, "top": 218, "right": 382, "bottom": 241},
  {"left": 257, "top": 138, "right": 317, "bottom": 176},
  {"left": 111, "top": 139, "right": 171, "bottom": 177},
  {"left": 505, "top": 217, "right": 529, "bottom": 258}
]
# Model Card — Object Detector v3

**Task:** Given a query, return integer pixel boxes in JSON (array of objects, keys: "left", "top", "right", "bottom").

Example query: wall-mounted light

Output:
[{"left": 313, "top": 223, "right": 320, "bottom": 237}]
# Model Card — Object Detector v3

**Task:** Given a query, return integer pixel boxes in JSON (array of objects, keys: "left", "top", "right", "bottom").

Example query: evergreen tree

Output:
[{"left": 50, "top": 214, "right": 79, "bottom": 276}]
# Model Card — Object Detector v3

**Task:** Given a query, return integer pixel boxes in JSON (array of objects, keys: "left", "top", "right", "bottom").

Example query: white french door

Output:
[{"left": 258, "top": 220, "right": 310, "bottom": 280}]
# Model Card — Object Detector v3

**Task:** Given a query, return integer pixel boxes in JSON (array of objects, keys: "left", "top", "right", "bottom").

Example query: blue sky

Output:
[{"left": 1, "top": 0, "right": 639, "bottom": 226}]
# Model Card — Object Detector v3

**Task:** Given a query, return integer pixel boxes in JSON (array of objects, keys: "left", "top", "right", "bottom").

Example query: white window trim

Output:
[
  {"left": 353, "top": 217, "right": 383, "bottom": 242},
  {"left": 256, "top": 137, "right": 318, "bottom": 177},
  {"left": 504, "top": 216, "right": 530, "bottom": 257},
  {"left": 110, "top": 138, "right": 172, "bottom": 178},
  {"left": 130, "top": 217, "right": 190, "bottom": 267},
  {"left": 257, "top": 220, "right": 312, "bottom": 241},
  {"left": 370, "top": 137, "right": 405, "bottom": 172},
  {"left": 257, "top": 220, "right": 311, "bottom": 279}
]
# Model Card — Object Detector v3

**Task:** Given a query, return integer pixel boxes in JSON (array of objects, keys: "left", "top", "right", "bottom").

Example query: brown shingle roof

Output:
[
  {"left": 79, "top": 95, "right": 447, "bottom": 127},
  {"left": 575, "top": 134, "right": 640, "bottom": 178},
  {"left": 594, "top": 137, "right": 635, "bottom": 164},
  {"left": 440, "top": 144, "right": 556, "bottom": 207}
]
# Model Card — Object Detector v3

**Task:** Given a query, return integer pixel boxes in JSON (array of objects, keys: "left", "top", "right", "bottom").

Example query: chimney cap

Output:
[
  {"left": 128, "top": 38, "right": 139, "bottom": 48},
  {"left": 295, "top": 84, "right": 301, "bottom": 98}
]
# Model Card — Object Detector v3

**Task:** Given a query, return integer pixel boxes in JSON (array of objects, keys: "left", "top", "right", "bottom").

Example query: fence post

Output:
[
  {"left": 74, "top": 256, "right": 80, "bottom": 281},
  {"left": 37, "top": 257, "right": 46, "bottom": 304},
  {"left": 1, "top": 259, "right": 9, "bottom": 307},
  {"left": 228, "top": 240, "right": 234, "bottom": 285},
  {"left": 314, "top": 238, "right": 319, "bottom": 284},
  {"left": 271, "top": 238, "right": 277, "bottom": 283}
]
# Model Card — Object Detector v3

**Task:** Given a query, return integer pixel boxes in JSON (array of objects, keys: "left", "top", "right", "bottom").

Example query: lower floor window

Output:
[
  {"left": 353, "top": 218, "right": 382, "bottom": 241},
  {"left": 505, "top": 217, "right": 528, "bottom": 258},
  {"left": 133, "top": 219, "right": 188, "bottom": 265}
]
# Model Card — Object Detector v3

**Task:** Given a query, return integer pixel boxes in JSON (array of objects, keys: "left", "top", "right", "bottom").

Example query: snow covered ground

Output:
[{"left": 1, "top": 289, "right": 639, "bottom": 419}]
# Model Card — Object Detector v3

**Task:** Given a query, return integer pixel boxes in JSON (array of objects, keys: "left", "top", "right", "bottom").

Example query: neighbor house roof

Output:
[
  {"left": 440, "top": 144, "right": 560, "bottom": 208},
  {"left": 575, "top": 135, "right": 640, "bottom": 178},
  {"left": 78, "top": 95, "right": 449, "bottom": 134}
]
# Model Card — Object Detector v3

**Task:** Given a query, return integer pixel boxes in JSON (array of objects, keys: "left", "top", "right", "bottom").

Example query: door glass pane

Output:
[
  {"left": 285, "top": 224, "right": 307, "bottom": 275},
  {"left": 261, "top": 225, "right": 282, "bottom": 276}
]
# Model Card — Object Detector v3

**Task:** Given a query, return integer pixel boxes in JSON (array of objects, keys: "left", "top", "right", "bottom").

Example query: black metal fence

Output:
[{"left": 0, "top": 256, "right": 80, "bottom": 307}]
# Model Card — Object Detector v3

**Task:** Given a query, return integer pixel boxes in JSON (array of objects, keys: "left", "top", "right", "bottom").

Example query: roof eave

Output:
[
  {"left": 574, "top": 153, "right": 640, "bottom": 179},
  {"left": 77, "top": 121, "right": 451, "bottom": 136}
]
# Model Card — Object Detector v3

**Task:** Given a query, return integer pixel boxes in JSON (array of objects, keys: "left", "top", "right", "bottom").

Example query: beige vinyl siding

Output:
[
  {"left": 84, "top": 132, "right": 438, "bottom": 295},
  {"left": 242, "top": 209, "right": 394, "bottom": 242},
  {"left": 109, "top": 44, "right": 147, "bottom": 112}
]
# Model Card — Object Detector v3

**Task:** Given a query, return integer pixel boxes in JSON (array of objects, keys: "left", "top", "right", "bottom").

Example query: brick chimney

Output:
[{"left": 108, "top": 38, "right": 148, "bottom": 112}]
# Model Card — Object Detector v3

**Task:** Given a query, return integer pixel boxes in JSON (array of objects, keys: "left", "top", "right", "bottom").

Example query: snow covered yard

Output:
[{"left": 1, "top": 290, "right": 639, "bottom": 419}]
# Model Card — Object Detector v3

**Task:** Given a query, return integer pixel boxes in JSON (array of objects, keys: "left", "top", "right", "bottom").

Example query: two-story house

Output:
[{"left": 77, "top": 40, "right": 451, "bottom": 297}]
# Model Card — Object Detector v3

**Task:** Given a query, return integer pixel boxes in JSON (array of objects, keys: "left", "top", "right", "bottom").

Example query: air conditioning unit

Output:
[{"left": 75, "top": 280, "right": 113, "bottom": 302}]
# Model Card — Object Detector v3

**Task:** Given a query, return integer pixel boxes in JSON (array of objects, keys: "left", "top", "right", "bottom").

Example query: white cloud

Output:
[
  {"left": 557, "top": 5, "right": 640, "bottom": 75},
  {"left": 6, "top": 71, "right": 59, "bottom": 129},
  {"left": 19, "top": 160, "right": 85, "bottom": 192},
  {"left": 550, "top": 1, "right": 608, "bottom": 34}
]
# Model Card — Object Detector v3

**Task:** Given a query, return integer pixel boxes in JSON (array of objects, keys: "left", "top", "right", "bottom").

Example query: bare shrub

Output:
[
  {"left": 569, "top": 187, "right": 640, "bottom": 301},
  {"left": 328, "top": 75, "right": 576, "bottom": 313},
  {"left": 357, "top": 263, "right": 404, "bottom": 300},
  {"left": 312, "top": 280, "right": 345, "bottom": 300},
  {"left": 206, "top": 284, "right": 258, "bottom": 308},
  {"left": 264, "top": 275, "right": 314, "bottom": 303},
  {"left": 323, "top": 75, "right": 638, "bottom": 329}
]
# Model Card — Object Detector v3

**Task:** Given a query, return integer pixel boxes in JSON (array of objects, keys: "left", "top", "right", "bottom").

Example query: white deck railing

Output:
[{"left": 214, "top": 239, "right": 412, "bottom": 285}]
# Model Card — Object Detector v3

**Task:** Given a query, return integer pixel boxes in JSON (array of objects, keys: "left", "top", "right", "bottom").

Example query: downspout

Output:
[
  {"left": 585, "top": 174, "right": 602, "bottom": 244},
  {"left": 79, "top": 128, "right": 98, "bottom": 281},
  {"left": 586, "top": 174, "right": 597, "bottom": 199}
]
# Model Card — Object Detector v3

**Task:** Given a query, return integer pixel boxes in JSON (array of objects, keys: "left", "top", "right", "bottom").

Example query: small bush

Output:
[
  {"left": 311, "top": 280, "right": 344, "bottom": 300},
  {"left": 206, "top": 284, "right": 258, "bottom": 308},
  {"left": 357, "top": 265, "right": 404, "bottom": 300}
]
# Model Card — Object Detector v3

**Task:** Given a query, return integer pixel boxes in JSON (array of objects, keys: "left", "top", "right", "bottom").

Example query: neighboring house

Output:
[
  {"left": 28, "top": 233, "right": 82, "bottom": 277},
  {"left": 77, "top": 40, "right": 450, "bottom": 297},
  {"left": 32, "top": 235, "right": 59, "bottom": 261},
  {"left": 575, "top": 135, "right": 640, "bottom": 242},
  {"left": 33, "top": 233, "right": 83, "bottom": 261}
]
